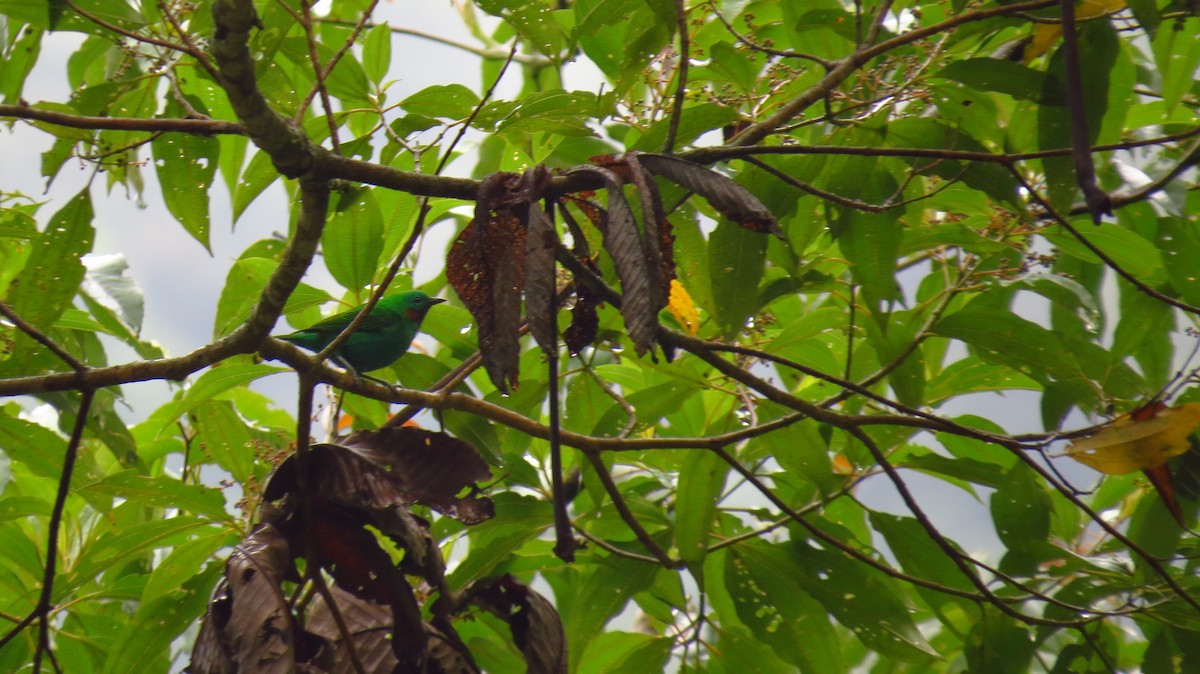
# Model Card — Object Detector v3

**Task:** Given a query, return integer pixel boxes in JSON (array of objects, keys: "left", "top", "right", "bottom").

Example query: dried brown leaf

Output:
[
  {"left": 567, "top": 165, "right": 659, "bottom": 356},
  {"left": 625, "top": 153, "right": 671, "bottom": 309},
  {"left": 563, "top": 265, "right": 601, "bottom": 356},
  {"left": 308, "top": 581, "right": 429, "bottom": 674},
  {"left": 635, "top": 153, "right": 784, "bottom": 238},
  {"left": 190, "top": 525, "right": 326, "bottom": 674},
  {"left": 447, "top": 210, "right": 526, "bottom": 393},
  {"left": 469, "top": 576, "right": 567, "bottom": 674},
  {"left": 264, "top": 428, "right": 494, "bottom": 524},
  {"left": 525, "top": 202, "right": 559, "bottom": 355}
]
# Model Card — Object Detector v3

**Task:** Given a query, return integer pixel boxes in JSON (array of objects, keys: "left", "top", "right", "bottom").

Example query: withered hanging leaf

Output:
[
  {"left": 1143, "top": 462, "right": 1186, "bottom": 528},
  {"left": 635, "top": 152, "right": 785, "bottom": 238},
  {"left": 562, "top": 194, "right": 606, "bottom": 236},
  {"left": 490, "top": 247, "right": 524, "bottom": 392},
  {"left": 424, "top": 622, "right": 481, "bottom": 674},
  {"left": 625, "top": 153, "right": 671, "bottom": 309},
  {"left": 1063, "top": 403, "right": 1200, "bottom": 474},
  {"left": 557, "top": 202, "right": 602, "bottom": 354},
  {"left": 191, "top": 524, "right": 325, "bottom": 674},
  {"left": 447, "top": 208, "right": 526, "bottom": 393},
  {"left": 309, "top": 575, "right": 438, "bottom": 674},
  {"left": 450, "top": 167, "right": 551, "bottom": 392},
  {"left": 564, "top": 267, "right": 601, "bottom": 356},
  {"left": 469, "top": 576, "right": 567, "bottom": 674},
  {"left": 265, "top": 427, "right": 494, "bottom": 524},
  {"left": 308, "top": 584, "right": 420, "bottom": 674},
  {"left": 567, "top": 165, "right": 659, "bottom": 356},
  {"left": 525, "top": 202, "right": 558, "bottom": 355}
]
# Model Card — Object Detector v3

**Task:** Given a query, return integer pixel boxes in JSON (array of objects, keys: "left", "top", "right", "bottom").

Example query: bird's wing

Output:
[{"left": 303, "top": 304, "right": 394, "bottom": 336}]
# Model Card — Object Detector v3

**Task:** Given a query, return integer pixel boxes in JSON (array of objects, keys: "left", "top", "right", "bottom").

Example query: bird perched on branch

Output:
[{"left": 276, "top": 290, "right": 444, "bottom": 379}]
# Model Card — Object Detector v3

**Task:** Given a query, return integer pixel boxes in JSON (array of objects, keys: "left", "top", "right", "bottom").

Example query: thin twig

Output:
[
  {"left": 0, "top": 301, "right": 87, "bottom": 372},
  {"left": 582, "top": 452, "right": 680, "bottom": 567},
  {"left": 33, "top": 389, "right": 94, "bottom": 672},
  {"left": 662, "top": 0, "right": 690, "bottom": 154}
]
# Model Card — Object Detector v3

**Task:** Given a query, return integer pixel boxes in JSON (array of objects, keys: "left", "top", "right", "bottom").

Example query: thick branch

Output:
[{"left": 211, "top": 0, "right": 313, "bottom": 177}]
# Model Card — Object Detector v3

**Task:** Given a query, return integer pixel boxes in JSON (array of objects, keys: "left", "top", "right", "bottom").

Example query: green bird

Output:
[{"left": 276, "top": 290, "right": 445, "bottom": 377}]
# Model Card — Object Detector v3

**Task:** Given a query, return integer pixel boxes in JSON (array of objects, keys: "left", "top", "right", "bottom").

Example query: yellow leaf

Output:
[
  {"left": 668, "top": 279, "right": 700, "bottom": 336},
  {"left": 1023, "top": 0, "right": 1127, "bottom": 63},
  {"left": 1063, "top": 403, "right": 1200, "bottom": 474}
]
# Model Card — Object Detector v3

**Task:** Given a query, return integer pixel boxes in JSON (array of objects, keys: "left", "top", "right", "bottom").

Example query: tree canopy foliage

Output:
[{"left": 3, "top": 0, "right": 1200, "bottom": 671}]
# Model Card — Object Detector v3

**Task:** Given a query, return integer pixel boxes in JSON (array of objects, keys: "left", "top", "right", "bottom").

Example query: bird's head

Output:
[{"left": 385, "top": 290, "right": 446, "bottom": 322}]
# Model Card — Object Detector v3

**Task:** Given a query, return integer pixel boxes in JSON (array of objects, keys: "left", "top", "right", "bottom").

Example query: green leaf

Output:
[
  {"left": 102, "top": 563, "right": 220, "bottom": 674},
  {"left": 1113, "top": 292, "right": 1173, "bottom": 391},
  {"left": 5, "top": 190, "right": 94, "bottom": 328},
  {"left": 1127, "top": 0, "right": 1160, "bottom": 38},
  {"left": 0, "top": 412, "right": 66, "bottom": 478},
  {"left": 736, "top": 539, "right": 936, "bottom": 662},
  {"left": 632, "top": 103, "right": 740, "bottom": 152},
  {"left": 673, "top": 450, "right": 727, "bottom": 567},
  {"left": 577, "top": 632, "right": 671, "bottom": 674},
  {"left": 1038, "top": 20, "right": 1119, "bottom": 210},
  {"left": 361, "top": 22, "right": 392, "bottom": 84},
  {"left": 990, "top": 464, "right": 1052, "bottom": 575},
  {"left": 1042, "top": 222, "right": 1165, "bottom": 285},
  {"left": 725, "top": 542, "right": 847, "bottom": 672},
  {"left": 0, "top": 205, "right": 37, "bottom": 291},
  {"left": 926, "top": 359, "right": 1041, "bottom": 404},
  {"left": 232, "top": 150, "right": 280, "bottom": 223},
  {"left": 708, "top": 220, "right": 766, "bottom": 337},
  {"left": 559, "top": 556, "right": 658, "bottom": 673},
  {"left": 932, "top": 309, "right": 1083, "bottom": 384},
  {"left": 490, "top": 89, "right": 609, "bottom": 137},
  {"left": 937, "top": 58, "right": 1056, "bottom": 104},
  {"left": 402, "top": 84, "right": 481, "bottom": 119},
  {"left": 68, "top": 515, "right": 209, "bottom": 587},
  {"left": 1157, "top": 215, "right": 1200, "bottom": 307},
  {"left": 964, "top": 608, "right": 1036, "bottom": 674},
  {"left": 214, "top": 256, "right": 334, "bottom": 338},
  {"left": 0, "top": 25, "right": 42, "bottom": 104},
  {"left": 448, "top": 493, "right": 551, "bottom": 590},
  {"left": 140, "top": 526, "right": 234, "bottom": 604},
  {"left": 188, "top": 399, "right": 267, "bottom": 482},
  {"left": 831, "top": 173, "right": 902, "bottom": 309},
  {"left": 157, "top": 364, "right": 287, "bottom": 435},
  {"left": 885, "top": 118, "right": 1020, "bottom": 208},
  {"left": 3, "top": 190, "right": 94, "bottom": 372},
  {"left": 901, "top": 452, "right": 1004, "bottom": 491},
  {"left": 866, "top": 310, "right": 925, "bottom": 408},
  {"left": 476, "top": 0, "right": 569, "bottom": 57},
  {"left": 1153, "top": 17, "right": 1200, "bottom": 114},
  {"left": 323, "top": 186, "right": 384, "bottom": 293},
  {"left": 152, "top": 99, "right": 218, "bottom": 251},
  {"left": 871, "top": 512, "right": 978, "bottom": 622},
  {"left": 712, "top": 625, "right": 798, "bottom": 674},
  {"left": 77, "top": 471, "right": 231, "bottom": 521}
]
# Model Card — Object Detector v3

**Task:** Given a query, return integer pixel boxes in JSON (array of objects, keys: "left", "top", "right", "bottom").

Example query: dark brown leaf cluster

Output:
[
  {"left": 189, "top": 427, "right": 563, "bottom": 674},
  {"left": 447, "top": 154, "right": 782, "bottom": 390}
]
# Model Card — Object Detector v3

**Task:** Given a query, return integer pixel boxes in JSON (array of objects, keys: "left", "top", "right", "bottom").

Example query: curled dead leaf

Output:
[{"left": 1063, "top": 403, "right": 1200, "bottom": 475}]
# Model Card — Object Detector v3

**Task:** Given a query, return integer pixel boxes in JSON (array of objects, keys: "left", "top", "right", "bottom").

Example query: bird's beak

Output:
[{"left": 431, "top": 297, "right": 447, "bottom": 305}]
